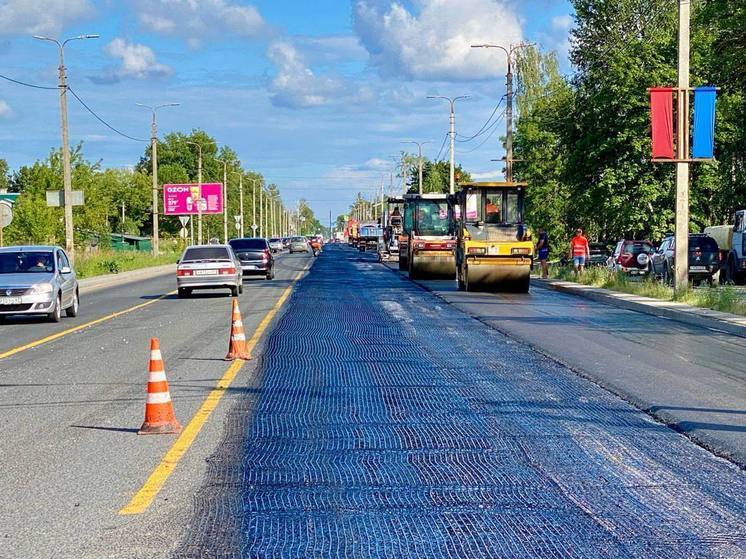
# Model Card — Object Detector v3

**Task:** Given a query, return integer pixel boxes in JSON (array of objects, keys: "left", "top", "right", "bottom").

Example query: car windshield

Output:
[
  {"left": 182, "top": 247, "right": 231, "bottom": 261},
  {"left": 0, "top": 251, "right": 55, "bottom": 274},
  {"left": 269, "top": 238, "right": 280, "bottom": 243},
  {"left": 622, "top": 242, "right": 653, "bottom": 255},
  {"left": 415, "top": 200, "right": 449, "bottom": 236},
  {"left": 229, "top": 239, "right": 267, "bottom": 250},
  {"left": 360, "top": 226, "right": 383, "bottom": 237},
  {"left": 689, "top": 237, "right": 718, "bottom": 251},
  {"left": 291, "top": 237, "right": 305, "bottom": 242}
]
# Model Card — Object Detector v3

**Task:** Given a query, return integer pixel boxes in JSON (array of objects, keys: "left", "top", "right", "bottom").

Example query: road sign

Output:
[
  {"left": 0, "top": 201, "right": 12, "bottom": 228},
  {"left": 46, "top": 190, "right": 84, "bottom": 207},
  {"left": 179, "top": 216, "right": 190, "bottom": 227},
  {"left": 179, "top": 227, "right": 189, "bottom": 239},
  {"left": 235, "top": 223, "right": 241, "bottom": 232},
  {"left": 163, "top": 183, "right": 223, "bottom": 215},
  {"left": 251, "top": 224, "right": 258, "bottom": 231}
]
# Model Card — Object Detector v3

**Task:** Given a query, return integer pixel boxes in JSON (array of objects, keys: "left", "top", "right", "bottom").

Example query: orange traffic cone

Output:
[
  {"left": 138, "top": 338, "right": 182, "bottom": 435},
  {"left": 225, "top": 299, "right": 251, "bottom": 361}
]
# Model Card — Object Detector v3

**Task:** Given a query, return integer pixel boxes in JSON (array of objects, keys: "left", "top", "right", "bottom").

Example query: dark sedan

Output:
[
  {"left": 228, "top": 238, "right": 275, "bottom": 280},
  {"left": 649, "top": 234, "right": 720, "bottom": 286}
]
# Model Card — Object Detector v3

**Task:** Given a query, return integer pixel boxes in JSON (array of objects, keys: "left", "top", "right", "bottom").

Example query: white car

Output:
[
  {"left": 268, "top": 238, "right": 284, "bottom": 253},
  {"left": 176, "top": 245, "right": 243, "bottom": 298}
]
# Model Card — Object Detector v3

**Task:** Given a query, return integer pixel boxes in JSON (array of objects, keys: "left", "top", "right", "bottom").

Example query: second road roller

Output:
[{"left": 402, "top": 193, "right": 457, "bottom": 279}]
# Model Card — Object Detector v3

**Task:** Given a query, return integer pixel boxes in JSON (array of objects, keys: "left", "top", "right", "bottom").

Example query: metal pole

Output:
[
  {"left": 259, "top": 186, "right": 263, "bottom": 238},
  {"left": 239, "top": 174, "right": 244, "bottom": 237},
  {"left": 58, "top": 48, "right": 74, "bottom": 262},
  {"left": 675, "top": 0, "right": 690, "bottom": 293},
  {"left": 505, "top": 57, "right": 514, "bottom": 183},
  {"left": 449, "top": 102, "right": 455, "bottom": 194},
  {"left": 223, "top": 161, "right": 228, "bottom": 243},
  {"left": 197, "top": 148, "right": 203, "bottom": 244},
  {"left": 150, "top": 117, "right": 159, "bottom": 255}
]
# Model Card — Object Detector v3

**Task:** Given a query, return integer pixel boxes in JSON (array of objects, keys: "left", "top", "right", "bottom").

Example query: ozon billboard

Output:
[{"left": 163, "top": 183, "right": 223, "bottom": 215}]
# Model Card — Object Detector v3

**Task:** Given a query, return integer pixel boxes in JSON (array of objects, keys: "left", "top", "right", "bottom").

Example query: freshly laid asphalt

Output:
[
  {"left": 412, "top": 275, "right": 746, "bottom": 466},
  {"left": 0, "top": 252, "right": 311, "bottom": 559},
  {"left": 179, "top": 246, "right": 745, "bottom": 558}
]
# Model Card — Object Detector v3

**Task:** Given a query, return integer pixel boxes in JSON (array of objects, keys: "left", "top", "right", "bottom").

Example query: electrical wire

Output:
[
  {"left": 67, "top": 87, "right": 148, "bottom": 142},
  {"left": 457, "top": 109, "right": 507, "bottom": 155},
  {"left": 433, "top": 132, "right": 450, "bottom": 161},
  {"left": 0, "top": 74, "right": 58, "bottom": 90},
  {"left": 455, "top": 96, "right": 506, "bottom": 142}
]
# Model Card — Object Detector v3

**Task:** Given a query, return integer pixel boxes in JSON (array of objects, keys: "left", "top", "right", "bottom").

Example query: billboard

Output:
[{"left": 163, "top": 183, "right": 223, "bottom": 215}]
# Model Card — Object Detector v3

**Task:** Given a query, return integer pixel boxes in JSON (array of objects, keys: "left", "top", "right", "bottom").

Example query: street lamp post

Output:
[
  {"left": 218, "top": 158, "right": 234, "bottom": 243},
  {"left": 137, "top": 103, "right": 179, "bottom": 256},
  {"left": 426, "top": 96, "right": 469, "bottom": 194},
  {"left": 232, "top": 171, "right": 244, "bottom": 238},
  {"left": 402, "top": 141, "right": 432, "bottom": 195},
  {"left": 34, "top": 33, "right": 99, "bottom": 263},
  {"left": 185, "top": 141, "right": 204, "bottom": 244},
  {"left": 470, "top": 43, "right": 532, "bottom": 182}
]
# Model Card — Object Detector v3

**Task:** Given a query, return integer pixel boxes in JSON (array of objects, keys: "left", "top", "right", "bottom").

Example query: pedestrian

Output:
[
  {"left": 536, "top": 227, "right": 549, "bottom": 279},
  {"left": 570, "top": 228, "right": 591, "bottom": 275}
]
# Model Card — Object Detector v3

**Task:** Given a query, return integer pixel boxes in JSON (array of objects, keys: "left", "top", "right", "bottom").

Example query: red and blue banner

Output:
[
  {"left": 692, "top": 86, "right": 717, "bottom": 159},
  {"left": 650, "top": 88, "right": 675, "bottom": 159}
]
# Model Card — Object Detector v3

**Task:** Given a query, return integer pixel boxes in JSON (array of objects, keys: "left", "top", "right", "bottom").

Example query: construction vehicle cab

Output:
[
  {"left": 453, "top": 182, "right": 532, "bottom": 292},
  {"left": 402, "top": 193, "right": 457, "bottom": 279},
  {"left": 379, "top": 197, "right": 404, "bottom": 262}
]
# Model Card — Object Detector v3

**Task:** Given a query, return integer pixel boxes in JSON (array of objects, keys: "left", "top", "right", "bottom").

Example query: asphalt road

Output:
[
  {"left": 0, "top": 252, "right": 313, "bottom": 559},
  {"left": 406, "top": 273, "right": 746, "bottom": 466},
  {"left": 180, "top": 245, "right": 745, "bottom": 558}
]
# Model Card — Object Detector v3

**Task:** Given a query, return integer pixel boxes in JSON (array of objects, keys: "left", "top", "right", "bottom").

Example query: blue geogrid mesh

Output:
[{"left": 177, "top": 248, "right": 746, "bottom": 558}]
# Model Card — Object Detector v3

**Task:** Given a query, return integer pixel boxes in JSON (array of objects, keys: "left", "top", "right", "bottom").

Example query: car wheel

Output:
[
  {"left": 65, "top": 290, "right": 79, "bottom": 317},
  {"left": 662, "top": 265, "right": 671, "bottom": 286},
  {"left": 238, "top": 283, "right": 244, "bottom": 295},
  {"left": 48, "top": 295, "right": 62, "bottom": 323},
  {"left": 230, "top": 286, "right": 239, "bottom": 297}
]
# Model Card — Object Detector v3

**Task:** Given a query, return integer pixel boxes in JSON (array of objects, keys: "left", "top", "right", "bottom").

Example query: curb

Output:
[
  {"left": 78, "top": 264, "right": 176, "bottom": 294},
  {"left": 534, "top": 278, "right": 746, "bottom": 337}
]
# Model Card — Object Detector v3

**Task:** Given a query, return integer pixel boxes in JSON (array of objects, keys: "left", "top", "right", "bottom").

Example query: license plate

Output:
[
  {"left": 194, "top": 269, "right": 218, "bottom": 276},
  {"left": 243, "top": 265, "right": 257, "bottom": 270},
  {"left": 689, "top": 266, "right": 707, "bottom": 272},
  {"left": 487, "top": 246, "right": 499, "bottom": 256},
  {"left": 0, "top": 296, "right": 22, "bottom": 305}
]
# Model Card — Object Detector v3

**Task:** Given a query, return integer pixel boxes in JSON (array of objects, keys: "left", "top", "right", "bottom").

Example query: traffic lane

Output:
[
  {"left": 411, "top": 273, "right": 746, "bottom": 465},
  {"left": 0, "top": 270, "right": 176, "bottom": 355},
  {"left": 0, "top": 253, "right": 308, "bottom": 559}
]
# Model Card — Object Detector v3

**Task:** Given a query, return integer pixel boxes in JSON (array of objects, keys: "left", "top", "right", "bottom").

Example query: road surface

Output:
[{"left": 178, "top": 246, "right": 745, "bottom": 558}]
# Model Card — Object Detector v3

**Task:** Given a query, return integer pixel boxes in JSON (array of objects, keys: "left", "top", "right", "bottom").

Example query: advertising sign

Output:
[{"left": 163, "top": 183, "right": 223, "bottom": 215}]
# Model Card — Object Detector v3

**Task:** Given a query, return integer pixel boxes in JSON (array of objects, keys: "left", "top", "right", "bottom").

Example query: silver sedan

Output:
[
  {"left": 176, "top": 244, "right": 244, "bottom": 298},
  {"left": 0, "top": 246, "right": 79, "bottom": 322}
]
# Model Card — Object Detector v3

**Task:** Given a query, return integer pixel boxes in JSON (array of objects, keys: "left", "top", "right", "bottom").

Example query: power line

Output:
[
  {"left": 67, "top": 87, "right": 148, "bottom": 142},
  {"left": 455, "top": 96, "right": 507, "bottom": 142},
  {"left": 457, "top": 109, "right": 507, "bottom": 155},
  {"left": 0, "top": 73, "right": 57, "bottom": 90},
  {"left": 434, "top": 132, "right": 450, "bottom": 161}
]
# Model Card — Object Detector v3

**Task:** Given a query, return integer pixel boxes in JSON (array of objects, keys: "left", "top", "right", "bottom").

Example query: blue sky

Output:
[{"left": 0, "top": 0, "right": 573, "bottom": 219}]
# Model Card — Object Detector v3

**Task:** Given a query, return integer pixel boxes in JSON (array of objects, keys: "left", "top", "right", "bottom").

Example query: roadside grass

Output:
[
  {"left": 75, "top": 250, "right": 178, "bottom": 279},
  {"left": 546, "top": 265, "right": 746, "bottom": 317}
]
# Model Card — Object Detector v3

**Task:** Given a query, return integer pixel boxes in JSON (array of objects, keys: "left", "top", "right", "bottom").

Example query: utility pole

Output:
[
  {"left": 137, "top": 103, "right": 179, "bottom": 256},
  {"left": 675, "top": 0, "right": 691, "bottom": 293},
  {"left": 427, "top": 96, "right": 469, "bottom": 194},
  {"left": 259, "top": 186, "right": 264, "bottom": 238},
  {"left": 35, "top": 34, "right": 99, "bottom": 263},
  {"left": 233, "top": 172, "right": 244, "bottom": 238},
  {"left": 471, "top": 42, "right": 532, "bottom": 182},
  {"left": 221, "top": 159, "right": 230, "bottom": 243},
  {"left": 402, "top": 141, "right": 431, "bottom": 195},
  {"left": 186, "top": 141, "right": 204, "bottom": 244}
]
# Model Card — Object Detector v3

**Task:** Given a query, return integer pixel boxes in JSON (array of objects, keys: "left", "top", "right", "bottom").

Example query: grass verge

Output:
[
  {"left": 546, "top": 265, "right": 746, "bottom": 317},
  {"left": 76, "top": 250, "right": 178, "bottom": 279}
]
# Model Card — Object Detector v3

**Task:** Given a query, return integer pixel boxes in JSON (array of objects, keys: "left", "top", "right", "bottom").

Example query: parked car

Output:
[
  {"left": 268, "top": 238, "right": 284, "bottom": 253},
  {"left": 228, "top": 238, "right": 275, "bottom": 280},
  {"left": 176, "top": 244, "right": 243, "bottom": 297},
  {"left": 649, "top": 234, "right": 720, "bottom": 286},
  {"left": 608, "top": 240, "right": 654, "bottom": 276},
  {"left": 0, "top": 245, "right": 79, "bottom": 322},
  {"left": 289, "top": 236, "right": 309, "bottom": 254},
  {"left": 588, "top": 243, "right": 612, "bottom": 266}
]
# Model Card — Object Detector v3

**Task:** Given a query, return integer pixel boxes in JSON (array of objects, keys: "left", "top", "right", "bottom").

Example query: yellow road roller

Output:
[
  {"left": 403, "top": 193, "right": 457, "bottom": 279},
  {"left": 453, "top": 182, "right": 533, "bottom": 292}
]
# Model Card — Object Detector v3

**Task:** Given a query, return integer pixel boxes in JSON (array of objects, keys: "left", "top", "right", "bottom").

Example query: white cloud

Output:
[
  {"left": 470, "top": 170, "right": 504, "bottom": 180},
  {"left": 267, "top": 40, "right": 374, "bottom": 109},
  {"left": 353, "top": 0, "right": 523, "bottom": 81},
  {"left": 135, "top": 0, "right": 268, "bottom": 47},
  {"left": 294, "top": 34, "right": 368, "bottom": 65},
  {"left": 0, "top": 100, "right": 13, "bottom": 119},
  {"left": 94, "top": 38, "right": 172, "bottom": 83},
  {"left": 0, "top": 0, "right": 93, "bottom": 37}
]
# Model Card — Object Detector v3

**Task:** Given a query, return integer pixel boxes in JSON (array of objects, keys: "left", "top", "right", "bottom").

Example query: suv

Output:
[
  {"left": 588, "top": 243, "right": 612, "bottom": 266},
  {"left": 608, "top": 240, "right": 654, "bottom": 276},
  {"left": 649, "top": 234, "right": 720, "bottom": 286}
]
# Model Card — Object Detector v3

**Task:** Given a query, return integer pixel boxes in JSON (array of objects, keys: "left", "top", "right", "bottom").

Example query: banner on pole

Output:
[
  {"left": 692, "top": 86, "right": 717, "bottom": 159},
  {"left": 650, "top": 88, "right": 675, "bottom": 159}
]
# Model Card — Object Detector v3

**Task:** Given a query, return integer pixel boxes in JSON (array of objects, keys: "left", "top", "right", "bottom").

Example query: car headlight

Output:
[{"left": 33, "top": 283, "right": 54, "bottom": 294}]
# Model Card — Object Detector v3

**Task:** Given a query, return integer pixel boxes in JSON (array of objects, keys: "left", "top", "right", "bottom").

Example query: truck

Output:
[{"left": 704, "top": 210, "right": 746, "bottom": 284}]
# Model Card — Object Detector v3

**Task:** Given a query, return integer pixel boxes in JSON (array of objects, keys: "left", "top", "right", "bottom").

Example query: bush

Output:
[{"left": 75, "top": 250, "right": 178, "bottom": 279}]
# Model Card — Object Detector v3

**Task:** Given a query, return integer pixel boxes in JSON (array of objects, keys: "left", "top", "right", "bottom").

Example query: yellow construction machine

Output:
[
  {"left": 402, "top": 193, "right": 457, "bottom": 279},
  {"left": 453, "top": 182, "right": 533, "bottom": 292}
]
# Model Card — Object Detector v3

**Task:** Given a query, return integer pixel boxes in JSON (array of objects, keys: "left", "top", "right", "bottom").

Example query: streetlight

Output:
[
  {"left": 401, "top": 141, "right": 432, "bottom": 195},
  {"left": 136, "top": 102, "right": 179, "bottom": 256},
  {"left": 34, "top": 33, "right": 99, "bottom": 263},
  {"left": 470, "top": 43, "right": 532, "bottom": 182},
  {"left": 218, "top": 157, "right": 235, "bottom": 243},
  {"left": 232, "top": 171, "right": 244, "bottom": 237},
  {"left": 185, "top": 141, "right": 205, "bottom": 244},
  {"left": 426, "top": 95, "right": 470, "bottom": 194}
]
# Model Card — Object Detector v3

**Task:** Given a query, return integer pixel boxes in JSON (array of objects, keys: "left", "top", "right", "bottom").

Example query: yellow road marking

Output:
[
  {"left": 119, "top": 265, "right": 307, "bottom": 515},
  {"left": 0, "top": 291, "right": 177, "bottom": 360}
]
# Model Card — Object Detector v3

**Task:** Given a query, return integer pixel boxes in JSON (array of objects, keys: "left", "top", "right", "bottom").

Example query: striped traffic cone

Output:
[
  {"left": 138, "top": 338, "right": 182, "bottom": 435},
  {"left": 225, "top": 299, "right": 251, "bottom": 361}
]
